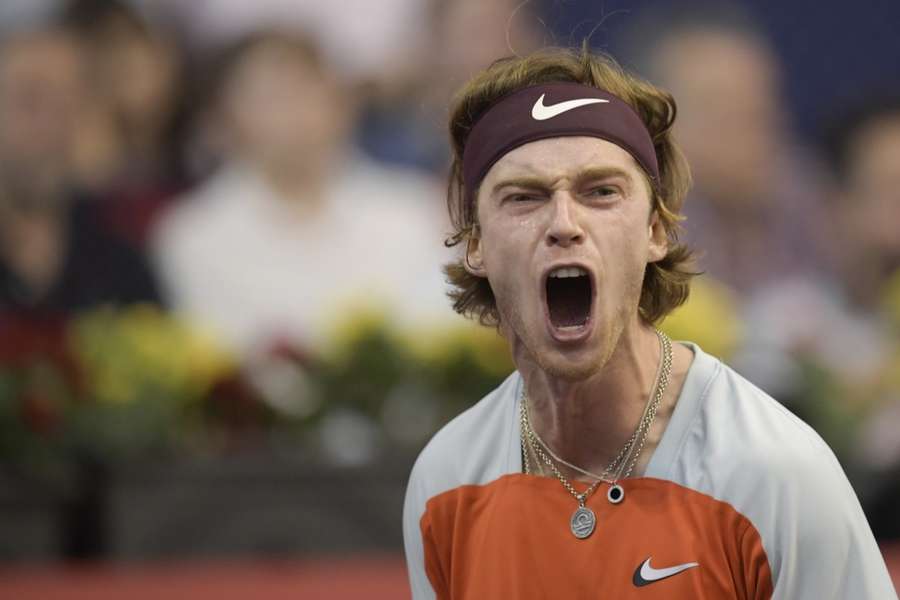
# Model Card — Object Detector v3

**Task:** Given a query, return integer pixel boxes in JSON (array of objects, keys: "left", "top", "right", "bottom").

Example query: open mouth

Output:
[{"left": 546, "top": 266, "right": 593, "bottom": 329}]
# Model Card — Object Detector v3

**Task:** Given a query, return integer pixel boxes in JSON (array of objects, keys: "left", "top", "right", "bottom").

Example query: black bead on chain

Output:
[{"left": 608, "top": 484, "right": 625, "bottom": 504}]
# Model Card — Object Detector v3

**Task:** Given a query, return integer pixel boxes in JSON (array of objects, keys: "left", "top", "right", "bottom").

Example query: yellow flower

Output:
[
  {"left": 660, "top": 276, "right": 744, "bottom": 359},
  {"left": 69, "top": 305, "right": 234, "bottom": 404},
  {"left": 322, "top": 302, "right": 397, "bottom": 364},
  {"left": 404, "top": 321, "right": 513, "bottom": 378}
]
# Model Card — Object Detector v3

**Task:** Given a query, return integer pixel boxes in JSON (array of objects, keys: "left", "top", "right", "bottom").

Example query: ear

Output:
[
  {"left": 465, "top": 234, "right": 488, "bottom": 277},
  {"left": 647, "top": 210, "right": 669, "bottom": 263}
]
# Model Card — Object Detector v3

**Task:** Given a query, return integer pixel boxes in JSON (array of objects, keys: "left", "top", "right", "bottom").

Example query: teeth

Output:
[{"left": 549, "top": 267, "right": 588, "bottom": 279}]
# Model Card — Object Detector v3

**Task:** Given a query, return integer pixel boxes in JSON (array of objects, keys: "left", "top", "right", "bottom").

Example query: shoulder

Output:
[
  {"left": 661, "top": 344, "right": 864, "bottom": 530},
  {"left": 405, "top": 371, "right": 520, "bottom": 512},
  {"left": 151, "top": 168, "right": 262, "bottom": 294},
  {"left": 703, "top": 357, "right": 842, "bottom": 484},
  {"left": 152, "top": 166, "right": 250, "bottom": 252},
  {"left": 660, "top": 345, "right": 835, "bottom": 474},
  {"left": 668, "top": 347, "right": 894, "bottom": 596},
  {"left": 713, "top": 375, "right": 895, "bottom": 596},
  {"left": 713, "top": 362, "right": 870, "bottom": 530},
  {"left": 403, "top": 366, "right": 518, "bottom": 600}
]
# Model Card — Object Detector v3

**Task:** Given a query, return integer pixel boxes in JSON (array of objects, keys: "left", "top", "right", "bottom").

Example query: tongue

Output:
[{"left": 547, "top": 275, "right": 591, "bottom": 328}]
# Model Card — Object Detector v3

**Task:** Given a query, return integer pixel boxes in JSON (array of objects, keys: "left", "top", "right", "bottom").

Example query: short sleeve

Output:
[
  {"left": 766, "top": 449, "right": 897, "bottom": 599},
  {"left": 403, "top": 457, "right": 439, "bottom": 600}
]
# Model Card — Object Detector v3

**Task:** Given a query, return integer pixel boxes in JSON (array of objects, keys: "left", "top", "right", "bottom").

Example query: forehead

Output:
[
  {"left": 480, "top": 136, "right": 645, "bottom": 188},
  {"left": 2, "top": 36, "right": 82, "bottom": 80}
]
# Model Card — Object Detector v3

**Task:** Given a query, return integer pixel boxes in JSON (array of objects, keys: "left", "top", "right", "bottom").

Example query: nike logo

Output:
[
  {"left": 632, "top": 557, "right": 699, "bottom": 587},
  {"left": 530, "top": 94, "right": 609, "bottom": 120}
]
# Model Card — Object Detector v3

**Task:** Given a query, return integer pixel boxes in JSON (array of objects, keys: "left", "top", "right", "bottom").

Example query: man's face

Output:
[
  {"left": 842, "top": 115, "right": 900, "bottom": 272},
  {"left": 468, "top": 136, "right": 667, "bottom": 379},
  {"left": 657, "top": 30, "right": 783, "bottom": 204},
  {"left": 224, "top": 43, "right": 347, "bottom": 169},
  {"left": 0, "top": 34, "right": 85, "bottom": 181}
]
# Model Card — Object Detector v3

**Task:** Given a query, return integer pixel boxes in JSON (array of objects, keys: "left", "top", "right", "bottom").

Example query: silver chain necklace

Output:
[
  {"left": 526, "top": 333, "right": 668, "bottom": 483},
  {"left": 519, "top": 330, "right": 673, "bottom": 539}
]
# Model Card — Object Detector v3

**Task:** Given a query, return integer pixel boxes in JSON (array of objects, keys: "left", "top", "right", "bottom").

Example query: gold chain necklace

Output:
[
  {"left": 519, "top": 330, "right": 673, "bottom": 539},
  {"left": 526, "top": 331, "right": 668, "bottom": 483}
]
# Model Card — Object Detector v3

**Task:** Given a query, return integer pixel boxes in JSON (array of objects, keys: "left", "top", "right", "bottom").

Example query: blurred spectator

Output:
[
  {"left": 619, "top": 2, "right": 835, "bottom": 294},
  {"left": 822, "top": 91, "right": 900, "bottom": 539},
  {"left": 615, "top": 3, "right": 865, "bottom": 440},
  {"left": 149, "top": 0, "right": 427, "bottom": 82},
  {"left": 823, "top": 93, "right": 900, "bottom": 312},
  {"left": 357, "top": 0, "right": 543, "bottom": 173},
  {"left": 0, "top": 28, "right": 161, "bottom": 314},
  {"left": 152, "top": 30, "right": 451, "bottom": 360},
  {"left": 60, "top": 0, "right": 190, "bottom": 245}
]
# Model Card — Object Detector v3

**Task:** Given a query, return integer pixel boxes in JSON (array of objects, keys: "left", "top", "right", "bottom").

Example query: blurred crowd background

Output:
[{"left": 0, "top": 0, "right": 898, "bottom": 596}]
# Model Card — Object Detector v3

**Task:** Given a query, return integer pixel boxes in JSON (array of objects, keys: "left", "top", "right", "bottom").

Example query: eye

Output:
[
  {"left": 506, "top": 193, "right": 541, "bottom": 203},
  {"left": 586, "top": 185, "right": 619, "bottom": 198}
]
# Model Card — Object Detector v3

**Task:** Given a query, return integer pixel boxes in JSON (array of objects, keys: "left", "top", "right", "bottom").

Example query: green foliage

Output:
[{"left": 0, "top": 306, "right": 514, "bottom": 475}]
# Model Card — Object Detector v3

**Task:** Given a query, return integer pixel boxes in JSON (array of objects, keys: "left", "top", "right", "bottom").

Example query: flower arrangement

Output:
[
  {"left": 6, "top": 274, "right": 891, "bottom": 475},
  {"left": 659, "top": 275, "right": 744, "bottom": 359},
  {"left": 310, "top": 308, "right": 513, "bottom": 457},
  {"left": 0, "top": 305, "right": 271, "bottom": 487},
  {"left": 0, "top": 304, "right": 516, "bottom": 475}
]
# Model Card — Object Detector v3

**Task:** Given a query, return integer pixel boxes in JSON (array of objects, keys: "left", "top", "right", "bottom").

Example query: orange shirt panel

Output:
[{"left": 421, "top": 475, "right": 774, "bottom": 600}]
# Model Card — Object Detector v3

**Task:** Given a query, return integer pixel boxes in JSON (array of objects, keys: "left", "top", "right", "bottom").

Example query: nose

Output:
[{"left": 546, "top": 193, "right": 585, "bottom": 248}]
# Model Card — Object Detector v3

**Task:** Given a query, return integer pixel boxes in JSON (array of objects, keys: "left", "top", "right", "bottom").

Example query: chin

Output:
[{"left": 533, "top": 346, "right": 606, "bottom": 382}]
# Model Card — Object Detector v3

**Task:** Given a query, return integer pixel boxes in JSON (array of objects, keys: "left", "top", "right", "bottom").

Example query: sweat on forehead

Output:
[{"left": 461, "top": 82, "right": 659, "bottom": 201}]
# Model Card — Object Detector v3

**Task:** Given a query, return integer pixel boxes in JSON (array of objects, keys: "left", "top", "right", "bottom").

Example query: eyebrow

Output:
[{"left": 490, "top": 166, "right": 636, "bottom": 196}]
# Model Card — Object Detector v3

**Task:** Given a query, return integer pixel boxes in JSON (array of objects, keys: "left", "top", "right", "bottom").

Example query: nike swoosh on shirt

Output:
[
  {"left": 632, "top": 557, "right": 700, "bottom": 587},
  {"left": 530, "top": 94, "right": 609, "bottom": 120}
]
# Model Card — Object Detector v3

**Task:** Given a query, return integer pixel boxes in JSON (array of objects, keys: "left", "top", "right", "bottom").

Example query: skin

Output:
[
  {"left": 0, "top": 32, "right": 87, "bottom": 299},
  {"left": 836, "top": 114, "right": 900, "bottom": 308},
  {"left": 655, "top": 30, "right": 783, "bottom": 207},
  {"left": 0, "top": 32, "right": 86, "bottom": 200},
  {"left": 465, "top": 136, "right": 694, "bottom": 479},
  {"left": 222, "top": 40, "right": 350, "bottom": 212}
]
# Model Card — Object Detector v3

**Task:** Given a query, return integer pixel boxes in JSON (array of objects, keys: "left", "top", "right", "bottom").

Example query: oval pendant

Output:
[
  {"left": 570, "top": 506, "right": 596, "bottom": 539},
  {"left": 607, "top": 484, "right": 624, "bottom": 504}
]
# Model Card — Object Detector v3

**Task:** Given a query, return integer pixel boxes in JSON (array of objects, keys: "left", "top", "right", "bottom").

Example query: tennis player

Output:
[{"left": 402, "top": 47, "right": 897, "bottom": 599}]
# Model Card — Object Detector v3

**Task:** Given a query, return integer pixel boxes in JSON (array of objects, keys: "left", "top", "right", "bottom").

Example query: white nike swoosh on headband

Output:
[{"left": 531, "top": 94, "right": 609, "bottom": 120}]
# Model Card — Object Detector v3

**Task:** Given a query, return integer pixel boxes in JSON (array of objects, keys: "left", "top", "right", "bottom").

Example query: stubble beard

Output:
[
  {"left": 496, "top": 274, "right": 644, "bottom": 383},
  {"left": 498, "top": 296, "right": 619, "bottom": 383}
]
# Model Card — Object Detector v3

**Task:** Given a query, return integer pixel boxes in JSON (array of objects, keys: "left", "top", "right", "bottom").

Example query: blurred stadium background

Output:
[{"left": 0, "top": 0, "right": 897, "bottom": 597}]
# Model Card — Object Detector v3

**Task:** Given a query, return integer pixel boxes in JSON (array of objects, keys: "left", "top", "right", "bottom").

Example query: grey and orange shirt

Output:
[{"left": 403, "top": 344, "right": 897, "bottom": 599}]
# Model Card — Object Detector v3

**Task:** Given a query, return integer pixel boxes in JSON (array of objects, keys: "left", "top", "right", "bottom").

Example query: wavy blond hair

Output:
[{"left": 444, "top": 46, "right": 697, "bottom": 326}]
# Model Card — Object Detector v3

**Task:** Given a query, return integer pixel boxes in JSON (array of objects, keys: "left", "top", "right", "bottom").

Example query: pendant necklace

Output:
[{"left": 520, "top": 330, "right": 673, "bottom": 539}]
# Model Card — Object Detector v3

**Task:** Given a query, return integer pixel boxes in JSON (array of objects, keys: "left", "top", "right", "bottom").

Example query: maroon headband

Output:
[{"left": 462, "top": 82, "right": 659, "bottom": 200}]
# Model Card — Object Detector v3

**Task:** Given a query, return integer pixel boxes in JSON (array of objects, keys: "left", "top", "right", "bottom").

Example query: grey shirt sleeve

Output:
[
  {"left": 403, "top": 456, "right": 438, "bottom": 600},
  {"left": 766, "top": 447, "right": 897, "bottom": 600}
]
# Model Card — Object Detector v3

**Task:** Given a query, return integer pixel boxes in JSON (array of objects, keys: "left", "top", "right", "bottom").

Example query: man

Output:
[
  {"left": 0, "top": 28, "right": 161, "bottom": 313},
  {"left": 618, "top": 2, "right": 834, "bottom": 295},
  {"left": 824, "top": 93, "right": 900, "bottom": 313},
  {"left": 822, "top": 92, "right": 900, "bottom": 540},
  {"left": 153, "top": 30, "right": 448, "bottom": 358},
  {"left": 402, "top": 48, "right": 897, "bottom": 599}
]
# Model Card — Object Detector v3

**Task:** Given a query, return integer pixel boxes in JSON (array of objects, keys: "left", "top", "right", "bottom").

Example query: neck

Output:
[
  {"left": 518, "top": 322, "right": 663, "bottom": 478},
  {"left": 254, "top": 158, "right": 329, "bottom": 217},
  {"left": 0, "top": 204, "right": 66, "bottom": 301}
]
